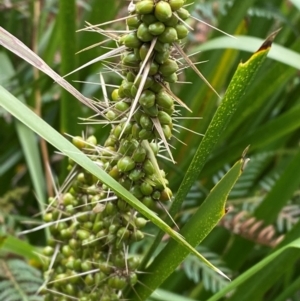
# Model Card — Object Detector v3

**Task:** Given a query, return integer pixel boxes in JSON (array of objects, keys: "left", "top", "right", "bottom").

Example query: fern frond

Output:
[
  {"left": 0, "top": 259, "right": 43, "bottom": 301},
  {"left": 183, "top": 246, "right": 231, "bottom": 293}
]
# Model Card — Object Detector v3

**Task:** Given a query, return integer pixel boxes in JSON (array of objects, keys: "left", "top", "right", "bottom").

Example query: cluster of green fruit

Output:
[{"left": 42, "top": 0, "right": 190, "bottom": 300}]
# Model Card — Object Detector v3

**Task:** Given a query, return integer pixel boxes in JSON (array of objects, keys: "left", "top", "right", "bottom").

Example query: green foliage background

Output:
[{"left": 0, "top": 0, "right": 300, "bottom": 300}]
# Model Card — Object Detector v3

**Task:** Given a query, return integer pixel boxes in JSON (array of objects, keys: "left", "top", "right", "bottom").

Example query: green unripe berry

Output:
[
  {"left": 72, "top": 136, "right": 85, "bottom": 149},
  {"left": 176, "top": 23, "right": 189, "bottom": 39},
  {"left": 143, "top": 104, "right": 158, "bottom": 117},
  {"left": 132, "top": 146, "right": 147, "bottom": 162},
  {"left": 139, "top": 129, "right": 154, "bottom": 140},
  {"left": 177, "top": 7, "right": 190, "bottom": 20},
  {"left": 169, "top": 0, "right": 185, "bottom": 11},
  {"left": 109, "top": 165, "right": 120, "bottom": 179},
  {"left": 158, "top": 26, "right": 178, "bottom": 43},
  {"left": 124, "top": 32, "right": 142, "bottom": 48},
  {"left": 108, "top": 275, "right": 127, "bottom": 290},
  {"left": 131, "top": 230, "right": 144, "bottom": 241},
  {"left": 127, "top": 15, "right": 141, "bottom": 29},
  {"left": 137, "top": 23, "right": 153, "bottom": 42},
  {"left": 141, "top": 13, "right": 158, "bottom": 25},
  {"left": 159, "top": 58, "right": 179, "bottom": 77},
  {"left": 164, "top": 14, "right": 178, "bottom": 27},
  {"left": 140, "top": 114, "right": 153, "bottom": 130},
  {"left": 117, "top": 156, "right": 136, "bottom": 172},
  {"left": 76, "top": 229, "right": 90, "bottom": 241},
  {"left": 143, "top": 159, "right": 155, "bottom": 175},
  {"left": 149, "top": 61, "right": 159, "bottom": 75},
  {"left": 164, "top": 72, "right": 178, "bottom": 83},
  {"left": 160, "top": 187, "right": 173, "bottom": 201},
  {"left": 148, "top": 22, "right": 165, "bottom": 36},
  {"left": 115, "top": 101, "right": 130, "bottom": 112},
  {"left": 162, "top": 124, "right": 172, "bottom": 139},
  {"left": 140, "top": 181, "right": 153, "bottom": 196},
  {"left": 155, "top": 1, "right": 172, "bottom": 22},
  {"left": 135, "top": 0, "right": 154, "bottom": 14},
  {"left": 129, "top": 169, "right": 145, "bottom": 181},
  {"left": 139, "top": 89, "right": 155, "bottom": 108},
  {"left": 122, "top": 52, "right": 140, "bottom": 67},
  {"left": 156, "top": 90, "right": 174, "bottom": 108},
  {"left": 130, "top": 185, "right": 143, "bottom": 198},
  {"left": 139, "top": 43, "right": 150, "bottom": 61},
  {"left": 158, "top": 110, "right": 172, "bottom": 125},
  {"left": 106, "top": 110, "right": 117, "bottom": 121},
  {"left": 142, "top": 196, "right": 156, "bottom": 209}
]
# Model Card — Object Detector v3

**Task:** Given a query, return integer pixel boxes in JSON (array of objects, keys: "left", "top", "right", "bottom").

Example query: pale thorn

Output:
[
  {"left": 77, "top": 15, "right": 137, "bottom": 32},
  {"left": 133, "top": 37, "right": 157, "bottom": 86},
  {"left": 72, "top": 80, "right": 119, "bottom": 88},
  {"left": 151, "top": 119, "right": 175, "bottom": 163},
  {"left": 99, "top": 73, "right": 109, "bottom": 106},
  {"left": 76, "top": 38, "right": 110, "bottom": 54},
  {"left": 119, "top": 62, "right": 151, "bottom": 138},
  {"left": 190, "top": 15, "right": 237, "bottom": 39},
  {"left": 173, "top": 42, "right": 220, "bottom": 98},
  {"left": 62, "top": 45, "right": 126, "bottom": 79},
  {"left": 173, "top": 123, "right": 204, "bottom": 136},
  {"left": 171, "top": 134, "right": 187, "bottom": 146},
  {"left": 44, "top": 288, "right": 79, "bottom": 300}
]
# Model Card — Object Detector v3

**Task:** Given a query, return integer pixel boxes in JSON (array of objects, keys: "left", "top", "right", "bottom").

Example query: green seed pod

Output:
[
  {"left": 135, "top": 75, "right": 154, "bottom": 90},
  {"left": 141, "top": 13, "right": 158, "bottom": 25},
  {"left": 137, "top": 23, "right": 153, "bottom": 42},
  {"left": 150, "top": 81, "right": 164, "bottom": 93},
  {"left": 158, "top": 110, "right": 172, "bottom": 125},
  {"left": 143, "top": 159, "right": 155, "bottom": 175},
  {"left": 164, "top": 72, "right": 178, "bottom": 83},
  {"left": 69, "top": 238, "right": 80, "bottom": 250},
  {"left": 139, "top": 43, "right": 150, "bottom": 61},
  {"left": 143, "top": 104, "right": 158, "bottom": 117},
  {"left": 156, "top": 90, "right": 174, "bottom": 108},
  {"left": 108, "top": 224, "right": 119, "bottom": 234},
  {"left": 92, "top": 221, "right": 104, "bottom": 233},
  {"left": 108, "top": 275, "right": 127, "bottom": 290},
  {"left": 117, "top": 227, "right": 130, "bottom": 241},
  {"left": 132, "top": 146, "right": 147, "bottom": 162},
  {"left": 81, "top": 261, "right": 92, "bottom": 272},
  {"left": 105, "top": 110, "right": 117, "bottom": 121},
  {"left": 164, "top": 105, "right": 175, "bottom": 115},
  {"left": 177, "top": 7, "right": 190, "bottom": 20},
  {"left": 160, "top": 187, "right": 173, "bottom": 201},
  {"left": 150, "top": 141, "right": 159, "bottom": 155},
  {"left": 104, "top": 135, "right": 117, "bottom": 147},
  {"left": 127, "top": 15, "right": 141, "bottom": 29},
  {"left": 154, "top": 48, "right": 170, "bottom": 64},
  {"left": 176, "top": 23, "right": 189, "bottom": 39},
  {"left": 142, "top": 195, "right": 156, "bottom": 209},
  {"left": 158, "top": 26, "right": 178, "bottom": 43},
  {"left": 129, "top": 168, "right": 144, "bottom": 181},
  {"left": 113, "top": 124, "right": 122, "bottom": 138},
  {"left": 159, "top": 58, "right": 179, "bottom": 77},
  {"left": 104, "top": 201, "right": 117, "bottom": 215},
  {"left": 109, "top": 165, "right": 120, "bottom": 179},
  {"left": 152, "top": 190, "right": 161, "bottom": 200},
  {"left": 135, "top": 0, "right": 154, "bottom": 14},
  {"left": 117, "top": 156, "right": 136, "bottom": 172},
  {"left": 61, "top": 228, "right": 73, "bottom": 239},
  {"left": 98, "top": 262, "right": 113, "bottom": 275},
  {"left": 155, "top": 1, "right": 172, "bottom": 22},
  {"left": 122, "top": 52, "right": 140, "bottom": 67},
  {"left": 115, "top": 101, "right": 130, "bottom": 112},
  {"left": 72, "top": 136, "right": 85, "bottom": 149},
  {"left": 134, "top": 216, "right": 147, "bottom": 228},
  {"left": 117, "top": 199, "right": 129, "bottom": 212},
  {"left": 169, "top": 0, "right": 185, "bottom": 11},
  {"left": 139, "top": 114, "right": 153, "bottom": 130},
  {"left": 130, "top": 185, "right": 143, "bottom": 198},
  {"left": 119, "top": 177, "right": 131, "bottom": 189},
  {"left": 76, "top": 229, "right": 90, "bottom": 241},
  {"left": 163, "top": 14, "right": 178, "bottom": 27},
  {"left": 129, "top": 272, "right": 138, "bottom": 285},
  {"left": 86, "top": 135, "right": 97, "bottom": 146},
  {"left": 62, "top": 245, "right": 73, "bottom": 257},
  {"left": 85, "top": 274, "right": 95, "bottom": 286},
  {"left": 121, "top": 79, "right": 134, "bottom": 97},
  {"left": 149, "top": 61, "right": 159, "bottom": 75},
  {"left": 139, "top": 89, "right": 155, "bottom": 108},
  {"left": 162, "top": 124, "right": 172, "bottom": 139},
  {"left": 132, "top": 122, "right": 142, "bottom": 139},
  {"left": 148, "top": 21, "right": 165, "bottom": 36},
  {"left": 127, "top": 71, "right": 136, "bottom": 82},
  {"left": 131, "top": 84, "right": 138, "bottom": 97},
  {"left": 121, "top": 121, "right": 133, "bottom": 135},
  {"left": 134, "top": 47, "right": 141, "bottom": 60},
  {"left": 131, "top": 230, "right": 144, "bottom": 241},
  {"left": 128, "top": 256, "right": 141, "bottom": 270},
  {"left": 154, "top": 41, "right": 170, "bottom": 53},
  {"left": 43, "top": 246, "right": 54, "bottom": 256},
  {"left": 140, "top": 181, "right": 153, "bottom": 196},
  {"left": 139, "top": 128, "right": 154, "bottom": 140},
  {"left": 111, "top": 88, "right": 121, "bottom": 101}
]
